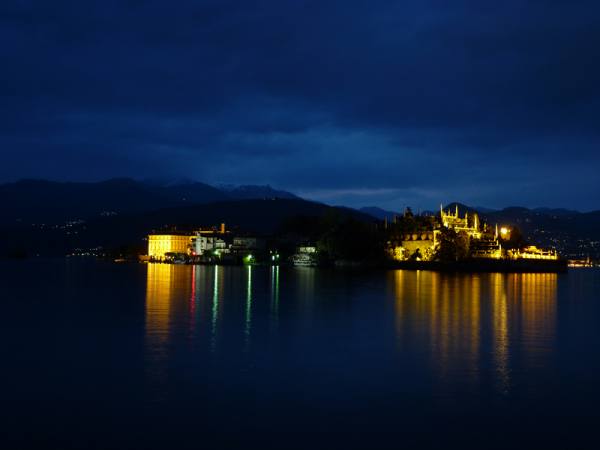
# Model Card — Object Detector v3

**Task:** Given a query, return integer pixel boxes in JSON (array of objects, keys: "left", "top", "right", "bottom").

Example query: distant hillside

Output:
[
  {"left": 0, "top": 178, "right": 299, "bottom": 226},
  {"left": 2, "top": 178, "right": 599, "bottom": 259},
  {"left": 0, "top": 178, "right": 226, "bottom": 225},
  {"left": 473, "top": 206, "right": 498, "bottom": 213},
  {"left": 0, "top": 198, "right": 375, "bottom": 257},
  {"left": 531, "top": 207, "right": 581, "bottom": 217},
  {"left": 360, "top": 206, "right": 402, "bottom": 220},
  {"left": 106, "top": 198, "right": 372, "bottom": 236},
  {"left": 217, "top": 184, "right": 299, "bottom": 200}
]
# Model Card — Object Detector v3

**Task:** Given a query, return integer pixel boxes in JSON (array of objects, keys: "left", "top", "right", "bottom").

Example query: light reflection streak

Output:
[
  {"left": 146, "top": 263, "right": 172, "bottom": 350},
  {"left": 511, "top": 273, "right": 558, "bottom": 368},
  {"left": 270, "top": 265, "right": 280, "bottom": 329},
  {"left": 244, "top": 266, "right": 253, "bottom": 349},
  {"left": 188, "top": 265, "right": 196, "bottom": 339},
  {"left": 297, "top": 267, "right": 316, "bottom": 323},
  {"left": 491, "top": 273, "right": 510, "bottom": 394},
  {"left": 211, "top": 265, "right": 219, "bottom": 352}
]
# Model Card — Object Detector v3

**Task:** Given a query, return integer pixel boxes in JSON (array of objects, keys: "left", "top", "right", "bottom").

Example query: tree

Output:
[{"left": 435, "top": 229, "right": 470, "bottom": 261}]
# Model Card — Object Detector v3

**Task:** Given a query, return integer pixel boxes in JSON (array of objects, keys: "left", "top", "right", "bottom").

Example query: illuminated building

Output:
[
  {"left": 469, "top": 223, "right": 504, "bottom": 259},
  {"left": 192, "top": 235, "right": 228, "bottom": 256},
  {"left": 568, "top": 257, "right": 594, "bottom": 267},
  {"left": 148, "top": 224, "right": 229, "bottom": 261},
  {"left": 389, "top": 204, "right": 560, "bottom": 261},
  {"left": 508, "top": 246, "right": 558, "bottom": 260},
  {"left": 390, "top": 206, "right": 484, "bottom": 261},
  {"left": 470, "top": 238, "right": 503, "bottom": 259},
  {"left": 190, "top": 223, "right": 231, "bottom": 258},
  {"left": 393, "top": 232, "right": 438, "bottom": 261},
  {"left": 292, "top": 246, "right": 318, "bottom": 266},
  {"left": 148, "top": 234, "right": 194, "bottom": 260},
  {"left": 440, "top": 204, "right": 482, "bottom": 239}
]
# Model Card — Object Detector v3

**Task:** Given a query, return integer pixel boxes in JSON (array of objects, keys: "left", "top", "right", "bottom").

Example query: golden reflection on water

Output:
[
  {"left": 146, "top": 264, "right": 192, "bottom": 342},
  {"left": 145, "top": 263, "right": 192, "bottom": 386},
  {"left": 490, "top": 273, "right": 509, "bottom": 393},
  {"left": 392, "top": 270, "right": 558, "bottom": 393}
]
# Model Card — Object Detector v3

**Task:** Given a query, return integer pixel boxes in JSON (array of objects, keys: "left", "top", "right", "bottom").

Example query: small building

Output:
[
  {"left": 297, "top": 246, "right": 317, "bottom": 254},
  {"left": 192, "top": 235, "right": 228, "bottom": 256},
  {"left": 292, "top": 246, "right": 318, "bottom": 266},
  {"left": 471, "top": 238, "right": 503, "bottom": 259},
  {"left": 568, "top": 257, "right": 594, "bottom": 267},
  {"left": 231, "top": 237, "right": 266, "bottom": 252},
  {"left": 508, "top": 246, "right": 558, "bottom": 260}
]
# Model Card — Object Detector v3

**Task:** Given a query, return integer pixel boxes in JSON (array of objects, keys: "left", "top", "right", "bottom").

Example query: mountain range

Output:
[
  {"left": 0, "top": 179, "right": 372, "bottom": 257},
  {"left": 0, "top": 178, "right": 299, "bottom": 225},
  {"left": 0, "top": 179, "right": 598, "bottom": 259}
]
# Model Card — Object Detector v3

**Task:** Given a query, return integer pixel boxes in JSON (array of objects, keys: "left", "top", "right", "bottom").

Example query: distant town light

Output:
[{"left": 500, "top": 227, "right": 509, "bottom": 236}]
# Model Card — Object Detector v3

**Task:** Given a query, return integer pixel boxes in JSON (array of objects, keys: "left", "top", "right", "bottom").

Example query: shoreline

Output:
[
  {"left": 1, "top": 255, "right": 573, "bottom": 273},
  {"left": 140, "top": 257, "right": 569, "bottom": 273}
]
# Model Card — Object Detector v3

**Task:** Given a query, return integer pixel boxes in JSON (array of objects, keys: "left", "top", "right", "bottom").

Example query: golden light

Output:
[{"left": 500, "top": 227, "right": 509, "bottom": 236}]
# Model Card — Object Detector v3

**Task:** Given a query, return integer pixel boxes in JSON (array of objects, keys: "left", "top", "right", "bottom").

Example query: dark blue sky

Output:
[{"left": 2, "top": 0, "right": 599, "bottom": 210}]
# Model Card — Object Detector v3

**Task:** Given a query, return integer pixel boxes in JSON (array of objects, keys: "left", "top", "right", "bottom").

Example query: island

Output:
[{"left": 140, "top": 203, "right": 568, "bottom": 273}]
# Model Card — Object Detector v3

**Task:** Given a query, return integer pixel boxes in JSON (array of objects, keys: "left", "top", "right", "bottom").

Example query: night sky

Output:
[{"left": 2, "top": 1, "right": 599, "bottom": 211}]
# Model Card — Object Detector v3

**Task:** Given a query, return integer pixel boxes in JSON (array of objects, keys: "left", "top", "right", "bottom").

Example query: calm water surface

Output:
[{"left": 2, "top": 260, "right": 600, "bottom": 449}]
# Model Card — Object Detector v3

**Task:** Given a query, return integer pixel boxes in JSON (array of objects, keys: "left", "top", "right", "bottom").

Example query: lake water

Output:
[{"left": 2, "top": 260, "right": 600, "bottom": 449}]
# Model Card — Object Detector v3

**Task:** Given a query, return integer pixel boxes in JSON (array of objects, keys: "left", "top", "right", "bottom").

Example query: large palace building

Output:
[
  {"left": 440, "top": 204, "right": 482, "bottom": 239},
  {"left": 147, "top": 234, "right": 194, "bottom": 260},
  {"left": 390, "top": 204, "right": 558, "bottom": 262}
]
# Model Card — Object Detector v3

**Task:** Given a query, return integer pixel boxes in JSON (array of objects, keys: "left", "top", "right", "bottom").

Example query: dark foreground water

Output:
[{"left": 2, "top": 260, "right": 600, "bottom": 449}]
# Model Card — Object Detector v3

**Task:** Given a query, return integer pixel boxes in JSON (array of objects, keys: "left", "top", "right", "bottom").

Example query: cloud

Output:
[{"left": 1, "top": 0, "right": 599, "bottom": 210}]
